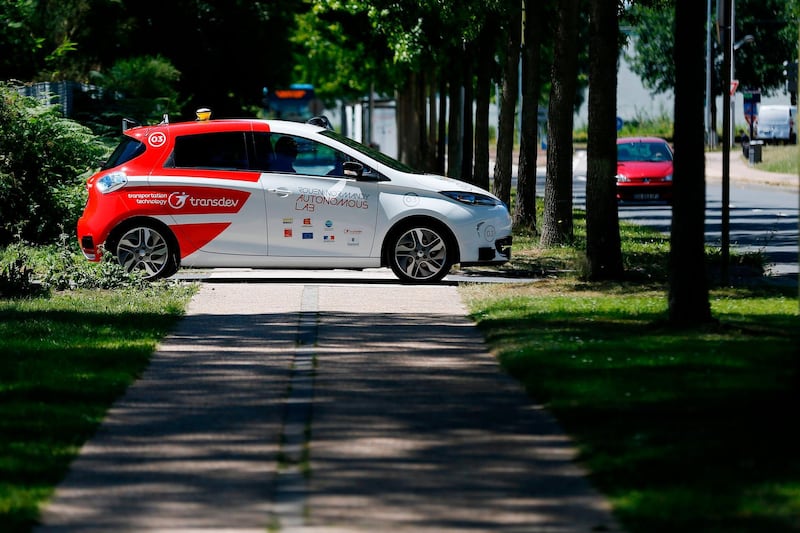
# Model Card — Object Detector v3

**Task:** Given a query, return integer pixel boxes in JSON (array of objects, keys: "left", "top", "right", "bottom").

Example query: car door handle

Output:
[{"left": 267, "top": 187, "right": 291, "bottom": 198}]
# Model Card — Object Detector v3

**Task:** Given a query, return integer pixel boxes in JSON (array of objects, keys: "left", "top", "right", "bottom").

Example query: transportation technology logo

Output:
[{"left": 126, "top": 187, "right": 250, "bottom": 214}]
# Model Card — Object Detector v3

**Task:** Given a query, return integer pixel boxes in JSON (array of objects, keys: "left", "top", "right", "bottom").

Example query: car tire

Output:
[
  {"left": 112, "top": 222, "right": 179, "bottom": 280},
  {"left": 386, "top": 221, "right": 453, "bottom": 283}
]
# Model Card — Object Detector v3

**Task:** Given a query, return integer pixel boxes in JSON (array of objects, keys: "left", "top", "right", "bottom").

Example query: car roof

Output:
[
  {"left": 616, "top": 136, "right": 669, "bottom": 144},
  {"left": 123, "top": 118, "right": 325, "bottom": 139}
]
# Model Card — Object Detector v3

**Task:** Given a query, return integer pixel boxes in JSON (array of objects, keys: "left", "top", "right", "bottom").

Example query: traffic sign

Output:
[{"left": 730, "top": 80, "right": 739, "bottom": 96}]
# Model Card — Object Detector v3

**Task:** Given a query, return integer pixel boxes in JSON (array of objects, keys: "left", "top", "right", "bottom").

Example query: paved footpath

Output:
[{"left": 37, "top": 283, "right": 619, "bottom": 532}]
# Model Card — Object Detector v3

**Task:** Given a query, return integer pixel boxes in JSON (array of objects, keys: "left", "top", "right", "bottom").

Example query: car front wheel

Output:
[
  {"left": 114, "top": 224, "right": 178, "bottom": 280},
  {"left": 388, "top": 223, "right": 453, "bottom": 283}
]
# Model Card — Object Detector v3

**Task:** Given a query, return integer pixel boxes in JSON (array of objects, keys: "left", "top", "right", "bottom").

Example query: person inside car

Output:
[{"left": 273, "top": 136, "right": 298, "bottom": 172}]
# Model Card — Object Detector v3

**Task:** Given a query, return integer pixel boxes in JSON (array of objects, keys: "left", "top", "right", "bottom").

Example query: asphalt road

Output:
[{"left": 562, "top": 150, "right": 799, "bottom": 281}]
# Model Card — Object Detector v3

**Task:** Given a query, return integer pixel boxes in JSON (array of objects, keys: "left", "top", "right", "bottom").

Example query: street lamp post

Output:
[{"left": 721, "top": 0, "right": 732, "bottom": 284}]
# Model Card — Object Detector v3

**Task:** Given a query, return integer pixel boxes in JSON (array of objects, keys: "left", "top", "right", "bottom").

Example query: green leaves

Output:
[{"left": 0, "top": 84, "right": 105, "bottom": 246}]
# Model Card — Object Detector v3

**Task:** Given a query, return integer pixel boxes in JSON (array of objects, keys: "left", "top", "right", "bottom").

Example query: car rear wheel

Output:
[
  {"left": 114, "top": 224, "right": 178, "bottom": 280},
  {"left": 388, "top": 223, "right": 453, "bottom": 283}
]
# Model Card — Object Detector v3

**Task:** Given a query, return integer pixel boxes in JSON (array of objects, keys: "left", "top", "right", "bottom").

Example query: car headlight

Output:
[
  {"left": 664, "top": 173, "right": 673, "bottom": 182},
  {"left": 615, "top": 173, "right": 630, "bottom": 183},
  {"left": 96, "top": 171, "right": 128, "bottom": 193},
  {"left": 441, "top": 191, "right": 503, "bottom": 206}
]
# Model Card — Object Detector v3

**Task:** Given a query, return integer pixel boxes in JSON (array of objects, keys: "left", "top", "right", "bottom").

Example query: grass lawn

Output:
[
  {"left": 462, "top": 211, "right": 800, "bottom": 531},
  {"left": 759, "top": 144, "right": 799, "bottom": 175},
  {"left": 0, "top": 285, "right": 195, "bottom": 532}
]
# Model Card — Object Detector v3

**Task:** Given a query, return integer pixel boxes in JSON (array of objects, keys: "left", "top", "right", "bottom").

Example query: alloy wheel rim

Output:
[
  {"left": 394, "top": 227, "right": 447, "bottom": 280},
  {"left": 117, "top": 227, "right": 169, "bottom": 277}
]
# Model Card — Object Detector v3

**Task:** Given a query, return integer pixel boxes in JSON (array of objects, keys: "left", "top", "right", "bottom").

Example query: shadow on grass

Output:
[
  {"left": 475, "top": 301, "right": 800, "bottom": 533},
  {"left": 0, "top": 297, "right": 188, "bottom": 532}
]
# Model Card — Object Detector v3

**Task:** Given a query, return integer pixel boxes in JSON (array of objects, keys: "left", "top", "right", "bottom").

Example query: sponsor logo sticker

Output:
[{"left": 125, "top": 186, "right": 249, "bottom": 214}]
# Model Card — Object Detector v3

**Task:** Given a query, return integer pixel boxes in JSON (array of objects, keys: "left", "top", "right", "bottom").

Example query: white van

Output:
[{"left": 755, "top": 105, "right": 797, "bottom": 144}]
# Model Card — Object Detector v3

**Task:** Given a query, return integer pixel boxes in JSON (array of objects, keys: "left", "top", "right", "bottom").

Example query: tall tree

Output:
[
  {"left": 513, "top": 0, "right": 548, "bottom": 232},
  {"left": 541, "top": 0, "right": 579, "bottom": 246},
  {"left": 460, "top": 42, "right": 475, "bottom": 183},
  {"left": 585, "top": 0, "right": 624, "bottom": 279},
  {"left": 493, "top": 1, "right": 522, "bottom": 207},
  {"left": 473, "top": 17, "right": 498, "bottom": 191},
  {"left": 668, "top": 0, "right": 713, "bottom": 324}
]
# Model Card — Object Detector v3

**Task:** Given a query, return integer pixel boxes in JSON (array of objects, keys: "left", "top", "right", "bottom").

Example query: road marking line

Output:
[{"left": 272, "top": 285, "right": 317, "bottom": 530}]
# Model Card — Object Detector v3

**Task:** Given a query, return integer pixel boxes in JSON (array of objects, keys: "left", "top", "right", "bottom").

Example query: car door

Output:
[
  {"left": 260, "top": 133, "right": 379, "bottom": 257},
  {"left": 152, "top": 130, "right": 269, "bottom": 256}
]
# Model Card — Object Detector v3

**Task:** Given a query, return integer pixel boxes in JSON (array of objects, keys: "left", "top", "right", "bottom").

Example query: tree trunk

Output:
[
  {"left": 514, "top": 0, "right": 543, "bottom": 233},
  {"left": 461, "top": 43, "right": 474, "bottom": 183},
  {"left": 493, "top": 9, "right": 521, "bottom": 207},
  {"left": 396, "top": 72, "right": 423, "bottom": 168},
  {"left": 447, "top": 49, "right": 463, "bottom": 178},
  {"left": 585, "top": 0, "right": 624, "bottom": 279},
  {"left": 437, "top": 78, "right": 447, "bottom": 175},
  {"left": 427, "top": 78, "right": 438, "bottom": 172},
  {"left": 668, "top": 0, "right": 713, "bottom": 324},
  {"left": 416, "top": 71, "right": 429, "bottom": 172},
  {"left": 541, "top": 0, "right": 578, "bottom": 247},
  {"left": 473, "top": 21, "right": 494, "bottom": 191}
]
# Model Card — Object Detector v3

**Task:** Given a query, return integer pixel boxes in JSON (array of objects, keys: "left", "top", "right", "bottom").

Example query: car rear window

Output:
[{"left": 102, "top": 137, "right": 146, "bottom": 170}]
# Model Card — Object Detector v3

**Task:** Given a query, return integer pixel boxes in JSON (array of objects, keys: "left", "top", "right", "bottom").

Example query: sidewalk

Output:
[
  {"left": 36, "top": 283, "right": 620, "bottom": 532},
  {"left": 704, "top": 149, "right": 797, "bottom": 189}
]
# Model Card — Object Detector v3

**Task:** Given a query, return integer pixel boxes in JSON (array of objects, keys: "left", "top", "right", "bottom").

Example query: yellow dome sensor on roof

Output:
[{"left": 196, "top": 108, "right": 212, "bottom": 121}]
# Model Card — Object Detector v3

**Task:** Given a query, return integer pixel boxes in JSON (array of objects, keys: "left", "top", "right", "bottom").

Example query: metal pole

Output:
[
  {"left": 706, "top": 0, "right": 713, "bottom": 148},
  {"left": 730, "top": 1, "right": 736, "bottom": 146},
  {"left": 721, "top": 0, "right": 732, "bottom": 284}
]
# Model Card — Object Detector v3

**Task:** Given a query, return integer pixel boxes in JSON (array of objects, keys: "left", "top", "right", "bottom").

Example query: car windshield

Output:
[
  {"left": 320, "top": 130, "right": 421, "bottom": 174},
  {"left": 617, "top": 142, "right": 672, "bottom": 163}
]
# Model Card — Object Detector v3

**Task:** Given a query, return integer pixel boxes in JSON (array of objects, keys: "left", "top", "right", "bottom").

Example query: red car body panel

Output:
[{"left": 77, "top": 120, "right": 272, "bottom": 260}]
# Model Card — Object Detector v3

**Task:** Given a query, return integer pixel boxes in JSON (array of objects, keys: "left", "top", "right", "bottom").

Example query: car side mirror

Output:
[{"left": 342, "top": 161, "right": 363, "bottom": 178}]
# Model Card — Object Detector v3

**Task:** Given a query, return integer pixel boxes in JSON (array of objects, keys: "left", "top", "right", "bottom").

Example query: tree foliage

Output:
[
  {"left": 1, "top": 0, "right": 302, "bottom": 118},
  {"left": 0, "top": 84, "right": 106, "bottom": 245},
  {"left": 85, "top": 55, "right": 183, "bottom": 136},
  {"left": 627, "top": 0, "right": 797, "bottom": 98}
]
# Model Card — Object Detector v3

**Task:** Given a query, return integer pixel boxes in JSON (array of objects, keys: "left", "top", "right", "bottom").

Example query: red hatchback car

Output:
[{"left": 616, "top": 137, "right": 673, "bottom": 203}]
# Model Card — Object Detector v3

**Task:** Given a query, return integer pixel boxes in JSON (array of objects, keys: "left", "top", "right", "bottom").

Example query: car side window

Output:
[
  {"left": 169, "top": 132, "right": 250, "bottom": 170},
  {"left": 252, "top": 132, "right": 274, "bottom": 171},
  {"left": 267, "top": 134, "right": 367, "bottom": 178}
]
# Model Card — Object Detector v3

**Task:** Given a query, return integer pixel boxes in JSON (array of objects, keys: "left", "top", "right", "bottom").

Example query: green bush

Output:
[
  {"left": 0, "top": 241, "right": 42, "bottom": 298},
  {"left": 1, "top": 238, "right": 152, "bottom": 294},
  {"left": 0, "top": 84, "right": 106, "bottom": 245}
]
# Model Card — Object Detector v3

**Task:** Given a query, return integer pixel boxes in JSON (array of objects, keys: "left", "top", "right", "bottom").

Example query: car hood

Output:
[
  {"left": 617, "top": 161, "right": 673, "bottom": 177},
  {"left": 411, "top": 173, "right": 497, "bottom": 196}
]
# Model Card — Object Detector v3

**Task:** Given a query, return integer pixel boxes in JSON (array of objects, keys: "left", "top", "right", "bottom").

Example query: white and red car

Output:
[{"left": 77, "top": 114, "right": 512, "bottom": 283}]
